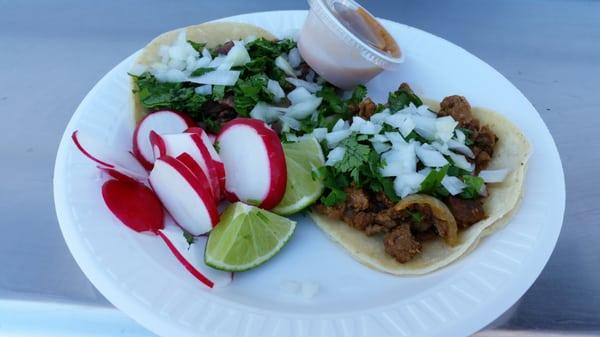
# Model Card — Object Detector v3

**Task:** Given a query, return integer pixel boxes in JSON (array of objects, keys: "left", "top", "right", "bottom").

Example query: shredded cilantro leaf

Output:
[
  {"left": 408, "top": 210, "right": 424, "bottom": 224},
  {"left": 334, "top": 135, "right": 371, "bottom": 184},
  {"left": 460, "top": 175, "right": 485, "bottom": 199},
  {"left": 187, "top": 40, "right": 206, "bottom": 52},
  {"left": 190, "top": 67, "right": 215, "bottom": 77},
  {"left": 387, "top": 88, "right": 423, "bottom": 111},
  {"left": 420, "top": 165, "right": 449, "bottom": 196},
  {"left": 183, "top": 231, "right": 195, "bottom": 246},
  {"left": 233, "top": 74, "right": 273, "bottom": 116},
  {"left": 457, "top": 127, "right": 475, "bottom": 146},
  {"left": 132, "top": 73, "right": 207, "bottom": 115}
]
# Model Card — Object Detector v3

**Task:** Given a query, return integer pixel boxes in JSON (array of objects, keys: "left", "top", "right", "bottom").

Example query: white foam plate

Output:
[{"left": 53, "top": 10, "right": 565, "bottom": 337}]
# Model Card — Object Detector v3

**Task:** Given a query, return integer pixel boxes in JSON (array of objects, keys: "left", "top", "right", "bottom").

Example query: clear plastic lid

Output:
[{"left": 307, "top": 0, "right": 404, "bottom": 69}]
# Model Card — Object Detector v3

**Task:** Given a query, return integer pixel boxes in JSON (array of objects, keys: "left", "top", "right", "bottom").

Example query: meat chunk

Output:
[
  {"left": 313, "top": 203, "right": 345, "bottom": 220},
  {"left": 472, "top": 125, "right": 497, "bottom": 170},
  {"left": 215, "top": 41, "right": 234, "bottom": 55},
  {"left": 446, "top": 196, "right": 486, "bottom": 228},
  {"left": 438, "top": 95, "right": 497, "bottom": 170},
  {"left": 374, "top": 192, "right": 395, "bottom": 209},
  {"left": 398, "top": 82, "right": 413, "bottom": 93},
  {"left": 342, "top": 210, "right": 374, "bottom": 232},
  {"left": 384, "top": 224, "right": 421, "bottom": 263},
  {"left": 358, "top": 98, "right": 377, "bottom": 119},
  {"left": 345, "top": 187, "right": 370, "bottom": 211},
  {"left": 438, "top": 95, "right": 474, "bottom": 128}
]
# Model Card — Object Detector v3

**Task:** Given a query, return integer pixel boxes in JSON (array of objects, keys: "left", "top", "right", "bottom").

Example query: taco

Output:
[
  {"left": 130, "top": 22, "right": 276, "bottom": 123},
  {"left": 310, "top": 91, "right": 531, "bottom": 275}
]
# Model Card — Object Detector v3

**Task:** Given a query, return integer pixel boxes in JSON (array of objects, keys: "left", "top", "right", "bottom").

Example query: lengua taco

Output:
[
  {"left": 310, "top": 92, "right": 531, "bottom": 275},
  {"left": 130, "top": 22, "right": 276, "bottom": 123}
]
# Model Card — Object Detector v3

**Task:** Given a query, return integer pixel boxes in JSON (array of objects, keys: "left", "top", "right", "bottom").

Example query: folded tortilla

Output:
[
  {"left": 310, "top": 102, "right": 532, "bottom": 275},
  {"left": 131, "top": 22, "right": 276, "bottom": 122}
]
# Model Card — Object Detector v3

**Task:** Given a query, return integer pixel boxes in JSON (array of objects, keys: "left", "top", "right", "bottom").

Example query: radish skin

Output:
[
  {"left": 149, "top": 156, "right": 218, "bottom": 235},
  {"left": 102, "top": 179, "right": 164, "bottom": 233},
  {"left": 217, "top": 118, "right": 286, "bottom": 209},
  {"left": 133, "top": 110, "right": 195, "bottom": 169}
]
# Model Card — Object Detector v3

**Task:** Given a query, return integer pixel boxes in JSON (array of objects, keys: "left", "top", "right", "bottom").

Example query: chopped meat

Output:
[
  {"left": 215, "top": 41, "right": 234, "bottom": 55},
  {"left": 358, "top": 98, "right": 377, "bottom": 119},
  {"left": 438, "top": 95, "right": 475, "bottom": 128},
  {"left": 438, "top": 95, "right": 498, "bottom": 170},
  {"left": 445, "top": 196, "right": 486, "bottom": 228},
  {"left": 298, "top": 62, "right": 311, "bottom": 79},
  {"left": 403, "top": 204, "right": 434, "bottom": 233},
  {"left": 200, "top": 95, "right": 237, "bottom": 128},
  {"left": 374, "top": 209, "right": 398, "bottom": 229},
  {"left": 342, "top": 210, "right": 374, "bottom": 231},
  {"left": 345, "top": 186, "right": 370, "bottom": 211},
  {"left": 472, "top": 125, "right": 497, "bottom": 170},
  {"left": 313, "top": 203, "right": 345, "bottom": 220},
  {"left": 374, "top": 192, "right": 395, "bottom": 209},
  {"left": 414, "top": 230, "right": 438, "bottom": 242},
  {"left": 365, "top": 224, "right": 387, "bottom": 236},
  {"left": 384, "top": 224, "right": 421, "bottom": 263},
  {"left": 270, "top": 119, "right": 284, "bottom": 135}
]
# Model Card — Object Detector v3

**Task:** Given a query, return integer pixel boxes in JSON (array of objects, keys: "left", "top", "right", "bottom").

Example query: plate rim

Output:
[{"left": 53, "top": 10, "right": 565, "bottom": 337}]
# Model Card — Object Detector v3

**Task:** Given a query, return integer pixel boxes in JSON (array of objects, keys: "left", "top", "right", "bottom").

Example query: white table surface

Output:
[{"left": 0, "top": 0, "right": 598, "bottom": 335}]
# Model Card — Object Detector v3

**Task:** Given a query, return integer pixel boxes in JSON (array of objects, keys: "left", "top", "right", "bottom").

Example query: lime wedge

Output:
[
  {"left": 205, "top": 202, "right": 296, "bottom": 272},
  {"left": 272, "top": 137, "right": 325, "bottom": 215}
]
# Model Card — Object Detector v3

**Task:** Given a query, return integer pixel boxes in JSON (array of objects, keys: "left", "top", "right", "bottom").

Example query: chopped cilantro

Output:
[
  {"left": 187, "top": 40, "right": 206, "bottom": 52},
  {"left": 334, "top": 135, "right": 371, "bottom": 184},
  {"left": 457, "top": 127, "right": 475, "bottom": 146},
  {"left": 387, "top": 89, "right": 423, "bottom": 111},
  {"left": 460, "top": 175, "right": 485, "bottom": 199},
  {"left": 420, "top": 165, "right": 449, "bottom": 196},
  {"left": 348, "top": 85, "right": 367, "bottom": 104},
  {"left": 190, "top": 67, "right": 215, "bottom": 77},
  {"left": 213, "top": 140, "right": 220, "bottom": 153},
  {"left": 211, "top": 85, "right": 226, "bottom": 100},
  {"left": 233, "top": 74, "right": 273, "bottom": 116},
  {"left": 132, "top": 73, "right": 207, "bottom": 116},
  {"left": 183, "top": 231, "right": 195, "bottom": 246},
  {"left": 408, "top": 210, "right": 424, "bottom": 224}
]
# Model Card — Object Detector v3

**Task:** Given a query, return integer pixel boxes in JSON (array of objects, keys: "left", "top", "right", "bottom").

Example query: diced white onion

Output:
[
  {"left": 349, "top": 116, "right": 367, "bottom": 132},
  {"left": 384, "top": 132, "right": 406, "bottom": 146},
  {"left": 455, "top": 128, "right": 466, "bottom": 144},
  {"left": 441, "top": 176, "right": 466, "bottom": 195},
  {"left": 219, "top": 43, "right": 250, "bottom": 69},
  {"left": 305, "top": 69, "right": 316, "bottom": 83},
  {"left": 162, "top": 69, "right": 187, "bottom": 82},
  {"left": 280, "top": 115, "right": 301, "bottom": 131},
  {"left": 332, "top": 119, "right": 349, "bottom": 132},
  {"left": 129, "top": 64, "right": 147, "bottom": 76},
  {"left": 479, "top": 169, "right": 510, "bottom": 183},
  {"left": 448, "top": 152, "right": 474, "bottom": 172},
  {"left": 194, "top": 84, "right": 212, "bottom": 96},
  {"left": 394, "top": 173, "right": 426, "bottom": 198},
  {"left": 286, "top": 77, "right": 322, "bottom": 93},
  {"left": 267, "top": 79, "right": 285, "bottom": 101},
  {"left": 430, "top": 141, "right": 451, "bottom": 155},
  {"left": 447, "top": 139, "right": 475, "bottom": 158},
  {"left": 188, "top": 70, "right": 240, "bottom": 86},
  {"left": 416, "top": 104, "right": 437, "bottom": 118},
  {"left": 287, "top": 48, "right": 302, "bottom": 68},
  {"left": 286, "top": 97, "right": 323, "bottom": 120},
  {"left": 275, "top": 56, "right": 297, "bottom": 77},
  {"left": 359, "top": 121, "right": 382, "bottom": 135},
  {"left": 416, "top": 144, "right": 448, "bottom": 167},
  {"left": 372, "top": 142, "right": 391, "bottom": 154},
  {"left": 249, "top": 102, "right": 269, "bottom": 121},
  {"left": 380, "top": 142, "right": 417, "bottom": 177},
  {"left": 370, "top": 110, "right": 390, "bottom": 125},
  {"left": 287, "top": 87, "right": 313, "bottom": 105},
  {"left": 370, "top": 134, "right": 388, "bottom": 143},
  {"left": 194, "top": 56, "right": 211, "bottom": 69},
  {"left": 311, "top": 128, "right": 328, "bottom": 141},
  {"left": 243, "top": 35, "right": 257, "bottom": 44},
  {"left": 418, "top": 167, "right": 432, "bottom": 177},
  {"left": 326, "top": 129, "right": 352, "bottom": 147},
  {"left": 325, "top": 147, "right": 346, "bottom": 166},
  {"left": 412, "top": 115, "right": 437, "bottom": 140},
  {"left": 208, "top": 55, "right": 226, "bottom": 68},
  {"left": 201, "top": 48, "right": 212, "bottom": 60},
  {"left": 399, "top": 116, "right": 416, "bottom": 137},
  {"left": 435, "top": 116, "right": 458, "bottom": 142}
]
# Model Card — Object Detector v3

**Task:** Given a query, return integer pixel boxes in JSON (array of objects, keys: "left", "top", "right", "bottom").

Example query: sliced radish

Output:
[
  {"left": 150, "top": 131, "right": 221, "bottom": 199},
  {"left": 133, "top": 110, "right": 195, "bottom": 169},
  {"left": 72, "top": 130, "right": 147, "bottom": 180},
  {"left": 149, "top": 156, "right": 218, "bottom": 235},
  {"left": 217, "top": 118, "right": 286, "bottom": 209},
  {"left": 102, "top": 179, "right": 164, "bottom": 233},
  {"left": 185, "top": 127, "right": 225, "bottom": 198},
  {"left": 158, "top": 217, "right": 232, "bottom": 288}
]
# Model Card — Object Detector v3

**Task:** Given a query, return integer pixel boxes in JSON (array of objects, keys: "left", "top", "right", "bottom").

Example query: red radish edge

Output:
[
  {"left": 157, "top": 231, "right": 214, "bottom": 288},
  {"left": 175, "top": 152, "right": 219, "bottom": 204},
  {"left": 99, "top": 167, "right": 139, "bottom": 184},
  {"left": 185, "top": 128, "right": 225, "bottom": 200},
  {"left": 189, "top": 134, "right": 221, "bottom": 199},
  {"left": 159, "top": 156, "right": 219, "bottom": 226},
  {"left": 102, "top": 179, "right": 164, "bottom": 233},
  {"left": 218, "top": 118, "right": 287, "bottom": 209},
  {"left": 149, "top": 130, "right": 167, "bottom": 159},
  {"left": 133, "top": 111, "right": 195, "bottom": 169},
  {"left": 72, "top": 131, "right": 113, "bottom": 168}
]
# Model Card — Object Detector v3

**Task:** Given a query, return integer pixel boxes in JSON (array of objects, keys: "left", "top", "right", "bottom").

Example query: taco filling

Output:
[
  {"left": 129, "top": 22, "right": 530, "bottom": 273},
  {"left": 313, "top": 85, "right": 501, "bottom": 263}
]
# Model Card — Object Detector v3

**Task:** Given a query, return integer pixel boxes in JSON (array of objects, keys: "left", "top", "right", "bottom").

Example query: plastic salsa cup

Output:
[{"left": 297, "top": 0, "right": 404, "bottom": 89}]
